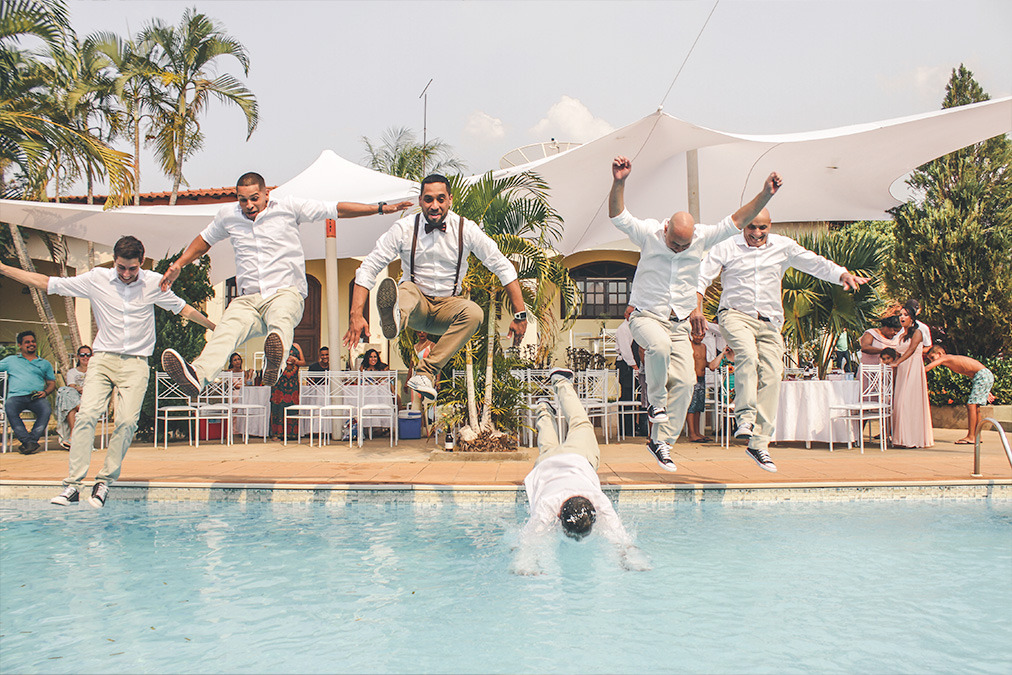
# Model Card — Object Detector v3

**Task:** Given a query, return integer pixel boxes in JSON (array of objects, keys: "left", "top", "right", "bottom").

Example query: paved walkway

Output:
[{"left": 2, "top": 426, "right": 1009, "bottom": 488}]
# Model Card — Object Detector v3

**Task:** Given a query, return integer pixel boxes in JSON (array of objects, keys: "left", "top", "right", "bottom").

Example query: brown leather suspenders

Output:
[{"left": 409, "top": 213, "right": 467, "bottom": 295}]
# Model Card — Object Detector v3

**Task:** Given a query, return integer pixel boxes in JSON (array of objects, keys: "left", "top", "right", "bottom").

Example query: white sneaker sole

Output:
[
  {"left": 161, "top": 349, "right": 200, "bottom": 398},
  {"left": 408, "top": 380, "right": 437, "bottom": 400}
]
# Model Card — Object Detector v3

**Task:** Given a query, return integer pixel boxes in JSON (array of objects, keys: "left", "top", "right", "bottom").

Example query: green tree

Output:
[
  {"left": 361, "top": 126, "right": 466, "bottom": 181},
  {"left": 886, "top": 64, "right": 1012, "bottom": 356},
  {"left": 140, "top": 8, "right": 257, "bottom": 205},
  {"left": 139, "top": 250, "right": 213, "bottom": 434},
  {"left": 436, "top": 171, "right": 578, "bottom": 450}
]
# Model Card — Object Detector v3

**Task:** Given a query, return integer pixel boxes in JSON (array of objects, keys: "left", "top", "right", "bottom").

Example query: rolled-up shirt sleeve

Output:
[
  {"left": 354, "top": 221, "right": 406, "bottom": 290},
  {"left": 290, "top": 197, "right": 339, "bottom": 223},
  {"left": 466, "top": 222, "right": 518, "bottom": 287},
  {"left": 786, "top": 241, "right": 846, "bottom": 285},
  {"left": 198, "top": 214, "right": 228, "bottom": 247},
  {"left": 697, "top": 246, "right": 725, "bottom": 295}
]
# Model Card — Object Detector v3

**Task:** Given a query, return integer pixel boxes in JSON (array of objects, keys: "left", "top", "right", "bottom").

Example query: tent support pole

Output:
[
  {"left": 686, "top": 149, "right": 700, "bottom": 222},
  {"left": 325, "top": 219, "right": 341, "bottom": 439}
]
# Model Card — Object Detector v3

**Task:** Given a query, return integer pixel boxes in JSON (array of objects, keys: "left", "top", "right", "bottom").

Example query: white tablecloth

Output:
[
  {"left": 773, "top": 380, "right": 860, "bottom": 445},
  {"left": 232, "top": 384, "right": 394, "bottom": 438}
]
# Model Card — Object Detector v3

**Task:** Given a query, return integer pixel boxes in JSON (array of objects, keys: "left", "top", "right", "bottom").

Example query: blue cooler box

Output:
[{"left": 398, "top": 410, "right": 422, "bottom": 439}]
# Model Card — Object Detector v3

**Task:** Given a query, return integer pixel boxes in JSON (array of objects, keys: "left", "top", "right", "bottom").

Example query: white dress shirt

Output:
[
  {"left": 200, "top": 196, "right": 339, "bottom": 298},
  {"left": 611, "top": 209, "right": 737, "bottom": 320},
  {"left": 916, "top": 321, "right": 932, "bottom": 348},
  {"left": 698, "top": 232, "right": 847, "bottom": 329},
  {"left": 354, "top": 211, "right": 518, "bottom": 297},
  {"left": 521, "top": 453, "right": 632, "bottom": 546},
  {"left": 48, "top": 268, "right": 186, "bottom": 357}
]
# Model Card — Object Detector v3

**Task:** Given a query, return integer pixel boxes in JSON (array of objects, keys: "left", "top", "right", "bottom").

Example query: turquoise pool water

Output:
[{"left": 1, "top": 498, "right": 1010, "bottom": 674}]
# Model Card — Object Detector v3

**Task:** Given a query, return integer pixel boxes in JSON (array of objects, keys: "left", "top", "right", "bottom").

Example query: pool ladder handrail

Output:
[{"left": 971, "top": 417, "right": 1012, "bottom": 477}]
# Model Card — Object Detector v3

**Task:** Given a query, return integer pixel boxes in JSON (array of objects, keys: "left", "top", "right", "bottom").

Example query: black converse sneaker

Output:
[
  {"left": 376, "top": 277, "right": 401, "bottom": 339},
  {"left": 647, "top": 439, "right": 678, "bottom": 472},
  {"left": 89, "top": 482, "right": 110, "bottom": 508},
  {"left": 260, "top": 331, "right": 285, "bottom": 387},
  {"left": 746, "top": 446, "right": 778, "bottom": 473},
  {"left": 734, "top": 421, "right": 754, "bottom": 445},
  {"left": 51, "top": 485, "right": 79, "bottom": 506},
  {"left": 162, "top": 348, "right": 200, "bottom": 398},
  {"left": 647, "top": 405, "right": 668, "bottom": 424}
]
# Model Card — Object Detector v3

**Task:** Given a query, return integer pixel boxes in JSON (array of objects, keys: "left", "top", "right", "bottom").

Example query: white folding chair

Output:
[
  {"left": 358, "top": 371, "right": 398, "bottom": 447},
  {"left": 715, "top": 366, "right": 735, "bottom": 448},
  {"left": 577, "top": 369, "right": 613, "bottom": 444},
  {"left": 600, "top": 328, "right": 619, "bottom": 360},
  {"left": 284, "top": 371, "right": 328, "bottom": 446},
  {"left": 225, "top": 372, "right": 268, "bottom": 444},
  {"left": 615, "top": 367, "right": 645, "bottom": 441},
  {"left": 195, "top": 373, "right": 233, "bottom": 447},
  {"left": 828, "top": 363, "right": 893, "bottom": 453},
  {"left": 0, "top": 372, "right": 8, "bottom": 453},
  {"left": 154, "top": 372, "right": 197, "bottom": 448},
  {"left": 318, "top": 370, "right": 359, "bottom": 447}
]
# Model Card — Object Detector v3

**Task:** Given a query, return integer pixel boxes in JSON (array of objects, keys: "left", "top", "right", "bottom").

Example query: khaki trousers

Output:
[
  {"left": 535, "top": 378, "right": 600, "bottom": 470},
  {"left": 628, "top": 310, "right": 694, "bottom": 443},
  {"left": 399, "top": 282, "right": 483, "bottom": 380},
  {"left": 718, "top": 308, "right": 785, "bottom": 450},
  {"left": 64, "top": 352, "right": 149, "bottom": 487},
  {"left": 192, "top": 287, "right": 304, "bottom": 386}
]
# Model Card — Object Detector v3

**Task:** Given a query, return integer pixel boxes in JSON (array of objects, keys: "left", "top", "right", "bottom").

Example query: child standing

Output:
[
  {"left": 924, "top": 346, "right": 996, "bottom": 444},
  {"left": 684, "top": 333, "right": 711, "bottom": 442}
]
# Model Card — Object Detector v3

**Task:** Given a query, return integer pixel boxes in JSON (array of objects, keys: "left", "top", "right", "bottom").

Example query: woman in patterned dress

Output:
[{"left": 270, "top": 343, "right": 305, "bottom": 440}]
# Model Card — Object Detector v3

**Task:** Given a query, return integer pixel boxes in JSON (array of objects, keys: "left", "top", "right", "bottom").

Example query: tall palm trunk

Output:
[
  {"left": 49, "top": 172, "right": 82, "bottom": 356},
  {"left": 480, "top": 291, "right": 497, "bottom": 430},
  {"left": 7, "top": 223, "right": 71, "bottom": 373},
  {"left": 133, "top": 99, "right": 141, "bottom": 206}
]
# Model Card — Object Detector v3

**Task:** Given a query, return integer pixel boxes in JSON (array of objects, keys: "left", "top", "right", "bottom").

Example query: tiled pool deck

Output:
[{"left": 2, "top": 425, "right": 1009, "bottom": 502}]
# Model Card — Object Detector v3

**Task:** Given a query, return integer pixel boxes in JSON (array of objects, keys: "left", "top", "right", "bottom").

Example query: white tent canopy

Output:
[
  {"left": 1, "top": 98, "right": 1009, "bottom": 277},
  {"left": 0, "top": 150, "right": 416, "bottom": 283},
  {"left": 494, "top": 96, "right": 1012, "bottom": 255}
]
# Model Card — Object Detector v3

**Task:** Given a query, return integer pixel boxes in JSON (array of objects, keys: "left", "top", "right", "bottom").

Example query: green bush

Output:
[{"left": 926, "top": 355, "right": 1011, "bottom": 406}]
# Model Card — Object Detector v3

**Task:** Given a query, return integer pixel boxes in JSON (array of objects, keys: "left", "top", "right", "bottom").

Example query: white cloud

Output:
[
  {"left": 913, "top": 65, "right": 950, "bottom": 95},
  {"left": 529, "top": 96, "right": 614, "bottom": 143},
  {"left": 463, "top": 111, "right": 506, "bottom": 141}
]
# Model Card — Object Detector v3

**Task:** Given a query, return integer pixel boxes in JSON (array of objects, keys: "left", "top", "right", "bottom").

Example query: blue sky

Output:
[{"left": 65, "top": 0, "right": 1012, "bottom": 194}]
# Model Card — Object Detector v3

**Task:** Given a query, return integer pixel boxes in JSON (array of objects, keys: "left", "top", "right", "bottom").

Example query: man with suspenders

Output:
[{"left": 345, "top": 174, "right": 527, "bottom": 399}]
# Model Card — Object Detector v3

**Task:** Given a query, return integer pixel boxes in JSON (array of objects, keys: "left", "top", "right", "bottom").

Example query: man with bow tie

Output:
[{"left": 345, "top": 174, "right": 527, "bottom": 400}]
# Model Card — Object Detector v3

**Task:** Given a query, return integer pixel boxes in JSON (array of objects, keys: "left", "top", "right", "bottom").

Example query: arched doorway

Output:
[{"left": 294, "top": 275, "right": 322, "bottom": 363}]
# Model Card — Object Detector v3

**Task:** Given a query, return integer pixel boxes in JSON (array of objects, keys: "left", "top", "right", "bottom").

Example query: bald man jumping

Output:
[{"left": 608, "top": 156, "right": 782, "bottom": 470}]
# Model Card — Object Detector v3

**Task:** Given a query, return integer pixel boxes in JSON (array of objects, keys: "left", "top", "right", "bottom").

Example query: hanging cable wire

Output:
[{"left": 659, "top": 0, "right": 721, "bottom": 110}]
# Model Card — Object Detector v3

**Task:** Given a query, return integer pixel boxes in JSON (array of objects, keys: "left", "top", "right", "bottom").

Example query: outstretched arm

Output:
[
  {"left": 0, "top": 262, "right": 50, "bottom": 290},
  {"left": 337, "top": 200, "right": 413, "bottom": 218},
  {"left": 731, "top": 172, "right": 783, "bottom": 228},
  {"left": 160, "top": 235, "right": 211, "bottom": 291},
  {"left": 179, "top": 304, "right": 216, "bottom": 331},
  {"left": 344, "top": 283, "right": 372, "bottom": 348},
  {"left": 608, "top": 156, "right": 632, "bottom": 218}
]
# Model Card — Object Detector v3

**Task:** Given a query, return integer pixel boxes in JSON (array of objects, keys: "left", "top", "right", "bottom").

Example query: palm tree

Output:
[
  {"left": 439, "top": 171, "right": 578, "bottom": 450},
  {"left": 140, "top": 8, "right": 257, "bottom": 205},
  {"left": 780, "top": 229, "right": 887, "bottom": 377},
  {"left": 362, "top": 127, "right": 466, "bottom": 181}
]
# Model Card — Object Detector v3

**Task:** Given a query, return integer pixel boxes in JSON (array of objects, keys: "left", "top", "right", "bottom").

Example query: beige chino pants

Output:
[
  {"left": 535, "top": 378, "right": 601, "bottom": 470},
  {"left": 192, "top": 287, "right": 304, "bottom": 386},
  {"left": 64, "top": 352, "right": 149, "bottom": 488},
  {"left": 718, "top": 308, "right": 785, "bottom": 450},
  {"left": 398, "top": 282, "right": 483, "bottom": 380},
  {"left": 628, "top": 310, "right": 694, "bottom": 444}
]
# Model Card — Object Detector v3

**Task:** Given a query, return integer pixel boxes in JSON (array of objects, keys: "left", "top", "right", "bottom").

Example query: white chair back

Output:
[{"left": 0, "top": 371, "right": 8, "bottom": 454}]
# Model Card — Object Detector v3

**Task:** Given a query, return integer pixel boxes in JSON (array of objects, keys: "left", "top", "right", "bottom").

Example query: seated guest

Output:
[
  {"left": 308, "top": 346, "right": 330, "bottom": 372},
  {"left": 0, "top": 330, "right": 56, "bottom": 454},
  {"left": 360, "top": 348, "right": 388, "bottom": 371},
  {"left": 228, "top": 352, "right": 254, "bottom": 386},
  {"left": 55, "top": 346, "right": 92, "bottom": 449}
]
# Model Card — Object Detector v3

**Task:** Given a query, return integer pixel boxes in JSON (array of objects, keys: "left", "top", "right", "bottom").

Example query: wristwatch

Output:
[
  {"left": 514, "top": 311, "right": 527, "bottom": 322},
  {"left": 377, "top": 202, "right": 386, "bottom": 214}
]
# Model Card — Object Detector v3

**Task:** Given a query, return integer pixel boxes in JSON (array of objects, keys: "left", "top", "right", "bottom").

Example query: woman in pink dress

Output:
[
  {"left": 890, "top": 303, "right": 933, "bottom": 448},
  {"left": 859, "top": 315, "right": 901, "bottom": 366}
]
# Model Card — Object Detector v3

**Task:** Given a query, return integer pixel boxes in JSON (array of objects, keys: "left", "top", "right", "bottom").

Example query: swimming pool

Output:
[{"left": 1, "top": 498, "right": 1009, "bottom": 674}]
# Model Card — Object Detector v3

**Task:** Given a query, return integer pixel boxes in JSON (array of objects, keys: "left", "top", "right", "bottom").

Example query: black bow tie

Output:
[{"left": 424, "top": 219, "right": 446, "bottom": 234}]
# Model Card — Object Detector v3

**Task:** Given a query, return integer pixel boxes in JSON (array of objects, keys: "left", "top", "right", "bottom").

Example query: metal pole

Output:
[
  {"left": 686, "top": 149, "right": 700, "bottom": 222},
  {"left": 325, "top": 218, "right": 340, "bottom": 438},
  {"left": 419, "top": 78, "right": 432, "bottom": 177}
]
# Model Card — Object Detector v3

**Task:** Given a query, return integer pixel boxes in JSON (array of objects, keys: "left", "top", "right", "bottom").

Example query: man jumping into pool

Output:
[{"left": 512, "top": 368, "right": 649, "bottom": 575}]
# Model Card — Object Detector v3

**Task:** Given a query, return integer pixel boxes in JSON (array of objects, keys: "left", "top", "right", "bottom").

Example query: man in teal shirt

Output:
[{"left": 0, "top": 331, "right": 56, "bottom": 454}]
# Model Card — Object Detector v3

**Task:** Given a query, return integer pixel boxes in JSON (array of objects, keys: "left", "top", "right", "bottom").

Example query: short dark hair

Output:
[
  {"left": 880, "top": 315, "right": 901, "bottom": 330},
  {"left": 420, "top": 174, "right": 451, "bottom": 193},
  {"left": 237, "top": 172, "right": 266, "bottom": 190},
  {"left": 319, "top": 347, "right": 329, "bottom": 353},
  {"left": 16, "top": 330, "right": 35, "bottom": 345},
  {"left": 113, "top": 235, "right": 144, "bottom": 262},
  {"left": 880, "top": 347, "right": 900, "bottom": 361},
  {"left": 560, "top": 496, "right": 596, "bottom": 540}
]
